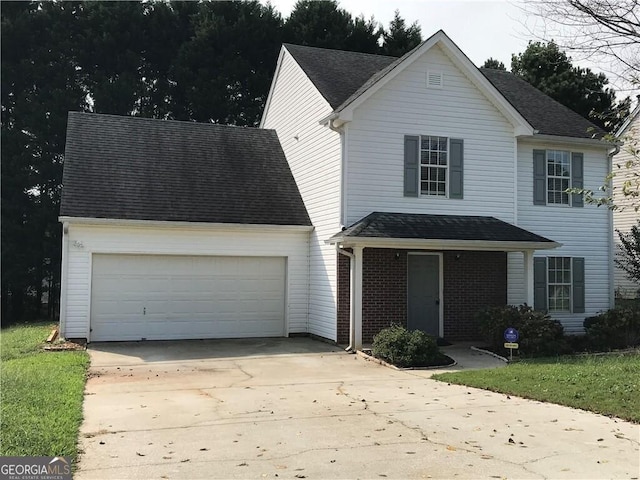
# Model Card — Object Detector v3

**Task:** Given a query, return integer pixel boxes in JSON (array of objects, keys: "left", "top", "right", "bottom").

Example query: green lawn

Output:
[
  {"left": 0, "top": 322, "right": 89, "bottom": 457},
  {"left": 433, "top": 352, "right": 640, "bottom": 423}
]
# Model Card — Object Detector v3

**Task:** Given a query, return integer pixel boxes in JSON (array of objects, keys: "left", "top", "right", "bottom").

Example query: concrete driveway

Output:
[{"left": 77, "top": 338, "right": 639, "bottom": 479}]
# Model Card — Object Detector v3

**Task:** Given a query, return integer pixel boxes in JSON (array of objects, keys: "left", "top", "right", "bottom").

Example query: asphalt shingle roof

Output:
[
  {"left": 284, "top": 44, "right": 396, "bottom": 110},
  {"left": 285, "top": 43, "right": 605, "bottom": 139},
  {"left": 60, "top": 112, "right": 311, "bottom": 226},
  {"left": 480, "top": 68, "right": 605, "bottom": 139},
  {"left": 331, "top": 212, "right": 555, "bottom": 243}
]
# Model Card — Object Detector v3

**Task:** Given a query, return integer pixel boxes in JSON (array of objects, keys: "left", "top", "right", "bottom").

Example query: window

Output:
[
  {"left": 547, "top": 150, "right": 570, "bottom": 205},
  {"left": 548, "top": 257, "right": 572, "bottom": 311},
  {"left": 534, "top": 256, "right": 585, "bottom": 314},
  {"left": 533, "top": 149, "right": 583, "bottom": 207},
  {"left": 420, "top": 136, "right": 448, "bottom": 196},
  {"left": 404, "top": 135, "right": 463, "bottom": 199}
]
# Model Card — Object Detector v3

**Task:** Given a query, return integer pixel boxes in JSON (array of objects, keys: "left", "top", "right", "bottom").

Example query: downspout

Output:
[
  {"left": 59, "top": 222, "right": 70, "bottom": 340},
  {"left": 328, "top": 118, "right": 346, "bottom": 227},
  {"left": 608, "top": 144, "right": 621, "bottom": 307},
  {"left": 335, "top": 245, "right": 356, "bottom": 353}
]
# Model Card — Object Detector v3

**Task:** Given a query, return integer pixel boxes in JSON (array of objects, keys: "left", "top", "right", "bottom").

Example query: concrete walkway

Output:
[{"left": 76, "top": 338, "right": 639, "bottom": 479}]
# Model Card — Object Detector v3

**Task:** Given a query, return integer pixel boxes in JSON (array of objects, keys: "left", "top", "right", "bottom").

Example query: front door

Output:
[{"left": 407, "top": 254, "right": 440, "bottom": 336}]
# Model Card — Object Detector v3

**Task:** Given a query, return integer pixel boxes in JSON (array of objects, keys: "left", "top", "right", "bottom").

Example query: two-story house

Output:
[
  {"left": 613, "top": 104, "right": 639, "bottom": 299},
  {"left": 58, "top": 30, "right": 614, "bottom": 346},
  {"left": 261, "top": 30, "right": 613, "bottom": 349}
]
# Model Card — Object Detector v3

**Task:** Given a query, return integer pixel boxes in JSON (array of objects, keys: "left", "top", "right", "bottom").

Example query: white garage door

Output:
[{"left": 90, "top": 254, "right": 286, "bottom": 341}]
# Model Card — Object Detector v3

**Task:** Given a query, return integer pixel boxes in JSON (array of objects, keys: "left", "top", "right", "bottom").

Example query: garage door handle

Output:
[{"left": 143, "top": 307, "right": 146, "bottom": 315}]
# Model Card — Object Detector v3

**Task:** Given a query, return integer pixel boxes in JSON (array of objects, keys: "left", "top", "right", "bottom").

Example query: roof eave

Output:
[
  {"left": 615, "top": 103, "right": 640, "bottom": 137},
  {"left": 59, "top": 216, "right": 314, "bottom": 232},
  {"left": 327, "top": 30, "right": 533, "bottom": 135},
  {"left": 326, "top": 236, "right": 561, "bottom": 251},
  {"left": 523, "top": 133, "right": 618, "bottom": 149},
  {"left": 260, "top": 46, "right": 287, "bottom": 128}
]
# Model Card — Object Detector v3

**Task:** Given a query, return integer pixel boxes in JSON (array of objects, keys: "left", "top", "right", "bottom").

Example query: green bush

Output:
[
  {"left": 476, "top": 304, "right": 567, "bottom": 357},
  {"left": 584, "top": 307, "right": 640, "bottom": 350},
  {"left": 372, "top": 325, "right": 441, "bottom": 367}
]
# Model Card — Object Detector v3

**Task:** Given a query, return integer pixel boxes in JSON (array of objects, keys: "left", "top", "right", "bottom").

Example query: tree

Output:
[
  {"left": 285, "top": 0, "right": 380, "bottom": 53},
  {"left": 511, "top": 41, "right": 630, "bottom": 132},
  {"left": 616, "top": 221, "right": 640, "bottom": 286},
  {"left": 482, "top": 58, "right": 506, "bottom": 70},
  {"left": 1, "top": 1, "right": 88, "bottom": 323},
  {"left": 519, "top": 0, "right": 639, "bottom": 87},
  {"left": 381, "top": 10, "right": 422, "bottom": 57}
]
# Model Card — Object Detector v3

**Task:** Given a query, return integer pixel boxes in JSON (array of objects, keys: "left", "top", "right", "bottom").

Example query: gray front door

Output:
[{"left": 407, "top": 254, "right": 440, "bottom": 336}]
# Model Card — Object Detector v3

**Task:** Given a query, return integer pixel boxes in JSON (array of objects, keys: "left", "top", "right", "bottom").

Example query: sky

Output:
[
  {"left": 268, "top": 0, "right": 531, "bottom": 68},
  {"left": 262, "top": 0, "right": 637, "bottom": 99}
]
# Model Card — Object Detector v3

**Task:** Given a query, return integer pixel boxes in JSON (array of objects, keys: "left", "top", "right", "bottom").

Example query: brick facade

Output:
[
  {"left": 442, "top": 251, "right": 507, "bottom": 340},
  {"left": 336, "top": 248, "right": 507, "bottom": 344}
]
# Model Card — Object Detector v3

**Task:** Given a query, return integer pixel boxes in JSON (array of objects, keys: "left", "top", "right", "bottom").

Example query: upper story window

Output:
[
  {"left": 533, "top": 149, "right": 583, "bottom": 208},
  {"left": 404, "top": 135, "right": 463, "bottom": 199},
  {"left": 420, "top": 136, "right": 448, "bottom": 196},
  {"left": 547, "top": 150, "right": 571, "bottom": 205}
]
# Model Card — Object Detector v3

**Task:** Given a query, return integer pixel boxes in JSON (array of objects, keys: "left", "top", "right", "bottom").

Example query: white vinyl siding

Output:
[
  {"left": 613, "top": 113, "right": 640, "bottom": 298},
  {"left": 262, "top": 48, "right": 342, "bottom": 341},
  {"left": 345, "top": 44, "right": 516, "bottom": 225},
  {"left": 60, "top": 223, "right": 309, "bottom": 340},
  {"left": 509, "top": 140, "right": 612, "bottom": 333}
]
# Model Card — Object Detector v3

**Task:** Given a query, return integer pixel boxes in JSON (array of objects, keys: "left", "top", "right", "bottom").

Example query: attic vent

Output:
[{"left": 427, "top": 71, "right": 443, "bottom": 88}]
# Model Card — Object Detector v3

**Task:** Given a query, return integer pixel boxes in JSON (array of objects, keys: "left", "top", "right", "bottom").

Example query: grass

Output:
[
  {"left": 433, "top": 352, "right": 640, "bottom": 423},
  {"left": 0, "top": 322, "right": 89, "bottom": 457}
]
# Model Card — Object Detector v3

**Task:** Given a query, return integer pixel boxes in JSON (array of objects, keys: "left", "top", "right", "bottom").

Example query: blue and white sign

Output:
[{"left": 504, "top": 327, "right": 519, "bottom": 343}]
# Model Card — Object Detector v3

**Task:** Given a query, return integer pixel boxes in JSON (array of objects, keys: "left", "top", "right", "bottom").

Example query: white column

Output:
[
  {"left": 353, "top": 246, "right": 364, "bottom": 350},
  {"left": 523, "top": 250, "right": 534, "bottom": 307}
]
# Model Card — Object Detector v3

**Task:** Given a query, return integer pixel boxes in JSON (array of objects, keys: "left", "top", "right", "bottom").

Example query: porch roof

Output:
[{"left": 327, "top": 212, "right": 560, "bottom": 251}]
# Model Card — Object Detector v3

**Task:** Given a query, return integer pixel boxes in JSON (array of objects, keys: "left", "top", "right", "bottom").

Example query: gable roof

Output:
[
  {"left": 284, "top": 35, "right": 605, "bottom": 140},
  {"left": 480, "top": 68, "right": 605, "bottom": 139},
  {"left": 328, "top": 212, "right": 559, "bottom": 250},
  {"left": 283, "top": 44, "right": 396, "bottom": 110},
  {"left": 60, "top": 112, "right": 311, "bottom": 226},
  {"left": 616, "top": 103, "right": 640, "bottom": 137}
]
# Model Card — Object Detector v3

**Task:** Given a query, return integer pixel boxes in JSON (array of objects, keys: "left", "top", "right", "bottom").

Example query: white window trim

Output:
[
  {"left": 418, "top": 135, "right": 449, "bottom": 198},
  {"left": 548, "top": 256, "right": 573, "bottom": 313},
  {"left": 546, "top": 150, "right": 572, "bottom": 207}
]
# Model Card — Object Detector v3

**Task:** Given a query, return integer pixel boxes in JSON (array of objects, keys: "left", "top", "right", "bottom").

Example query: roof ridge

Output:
[
  {"left": 68, "top": 111, "right": 274, "bottom": 132},
  {"left": 283, "top": 43, "right": 397, "bottom": 60}
]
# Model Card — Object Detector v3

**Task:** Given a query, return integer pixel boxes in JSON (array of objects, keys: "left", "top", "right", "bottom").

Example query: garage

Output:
[
  {"left": 58, "top": 113, "right": 311, "bottom": 341},
  {"left": 90, "top": 254, "right": 286, "bottom": 342}
]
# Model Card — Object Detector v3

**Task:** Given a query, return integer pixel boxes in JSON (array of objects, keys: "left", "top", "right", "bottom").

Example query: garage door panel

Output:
[{"left": 90, "top": 254, "right": 286, "bottom": 341}]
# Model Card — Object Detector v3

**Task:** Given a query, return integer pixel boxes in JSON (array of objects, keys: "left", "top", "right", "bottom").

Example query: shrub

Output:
[
  {"left": 476, "top": 304, "right": 567, "bottom": 357},
  {"left": 584, "top": 307, "right": 640, "bottom": 350},
  {"left": 372, "top": 325, "right": 440, "bottom": 367}
]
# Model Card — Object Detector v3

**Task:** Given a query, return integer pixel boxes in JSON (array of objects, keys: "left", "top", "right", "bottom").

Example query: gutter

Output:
[
  {"left": 335, "top": 245, "right": 356, "bottom": 353},
  {"left": 58, "top": 216, "right": 314, "bottom": 233},
  {"left": 523, "top": 133, "right": 618, "bottom": 148},
  {"left": 327, "top": 237, "right": 561, "bottom": 251}
]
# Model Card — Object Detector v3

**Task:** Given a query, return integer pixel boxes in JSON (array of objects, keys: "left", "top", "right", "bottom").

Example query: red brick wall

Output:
[
  {"left": 443, "top": 251, "right": 507, "bottom": 340},
  {"left": 362, "top": 249, "right": 407, "bottom": 344},
  {"left": 336, "top": 249, "right": 507, "bottom": 345},
  {"left": 337, "top": 251, "right": 351, "bottom": 344}
]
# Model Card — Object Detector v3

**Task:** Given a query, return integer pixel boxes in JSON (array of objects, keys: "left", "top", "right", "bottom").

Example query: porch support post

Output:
[
  {"left": 352, "top": 246, "right": 364, "bottom": 350},
  {"left": 523, "top": 250, "right": 534, "bottom": 307}
]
